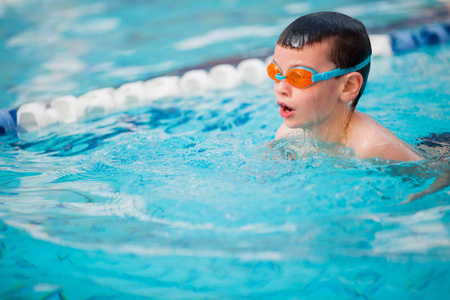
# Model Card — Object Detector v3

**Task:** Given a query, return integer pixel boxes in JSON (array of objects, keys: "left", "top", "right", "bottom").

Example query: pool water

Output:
[
  {"left": 1, "top": 0, "right": 450, "bottom": 299},
  {"left": 0, "top": 0, "right": 448, "bottom": 108}
]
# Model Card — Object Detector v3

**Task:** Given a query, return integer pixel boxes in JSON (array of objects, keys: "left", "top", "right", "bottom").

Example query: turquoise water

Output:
[
  {"left": 1, "top": 0, "right": 450, "bottom": 299},
  {"left": 0, "top": 0, "right": 447, "bottom": 108}
]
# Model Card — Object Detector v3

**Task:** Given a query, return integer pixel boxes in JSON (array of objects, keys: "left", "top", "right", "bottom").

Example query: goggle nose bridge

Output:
[{"left": 275, "top": 73, "right": 286, "bottom": 80}]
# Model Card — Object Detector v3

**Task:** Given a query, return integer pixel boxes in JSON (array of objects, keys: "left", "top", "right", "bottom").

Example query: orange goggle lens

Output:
[{"left": 267, "top": 61, "right": 315, "bottom": 88}]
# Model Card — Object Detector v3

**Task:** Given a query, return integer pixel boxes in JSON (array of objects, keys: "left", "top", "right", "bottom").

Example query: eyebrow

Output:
[{"left": 272, "top": 59, "right": 316, "bottom": 72}]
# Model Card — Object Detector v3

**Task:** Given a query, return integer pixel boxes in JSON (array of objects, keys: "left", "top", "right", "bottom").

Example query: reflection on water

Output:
[{"left": 1, "top": 90, "right": 449, "bottom": 266}]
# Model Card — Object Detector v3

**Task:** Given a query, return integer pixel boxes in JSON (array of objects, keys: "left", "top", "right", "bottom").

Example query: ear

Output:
[{"left": 340, "top": 72, "right": 364, "bottom": 103}]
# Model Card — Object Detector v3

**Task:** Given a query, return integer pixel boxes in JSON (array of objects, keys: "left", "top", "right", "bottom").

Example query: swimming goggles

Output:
[{"left": 267, "top": 56, "right": 371, "bottom": 89}]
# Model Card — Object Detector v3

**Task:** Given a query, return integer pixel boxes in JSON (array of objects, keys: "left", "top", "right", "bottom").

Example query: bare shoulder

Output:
[
  {"left": 347, "top": 112, "right": 423, "bottom": 162},
  {"left": 275, "top": 123, "right": 304, "bottom": 139}
]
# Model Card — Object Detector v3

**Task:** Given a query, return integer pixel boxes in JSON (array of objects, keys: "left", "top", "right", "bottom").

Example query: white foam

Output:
[
  {"left": 70, "top": 18, "right": 120, "bottom": 35},
  {"left": 174, "top": 25, "right": 280, "bottom": 51},
  {"left": 43, "top": 56, "right": 86, "bottom": 73},
  {"left": 370, "top": 205, "right": 450, "bottom": 254},
  {"left": 283, "top": 3, "right": 311, "bottom": 14},
  {"left": 33, "top": 283, "right": 60, "bottom": 293}
]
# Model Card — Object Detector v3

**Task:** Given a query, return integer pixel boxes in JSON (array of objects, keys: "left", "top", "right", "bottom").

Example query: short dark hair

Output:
[{"left": 277, "top": 11, "right": 372, "bottom": 110}]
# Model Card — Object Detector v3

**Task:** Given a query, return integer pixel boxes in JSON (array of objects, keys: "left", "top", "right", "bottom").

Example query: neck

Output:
[{"left": 304, "top": 102, "right": 352, "bottom": 145}]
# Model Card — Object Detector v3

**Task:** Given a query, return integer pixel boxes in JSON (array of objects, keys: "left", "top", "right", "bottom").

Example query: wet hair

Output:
[{"left": 277, "top": 11, "right": 372, "bottom": 111}]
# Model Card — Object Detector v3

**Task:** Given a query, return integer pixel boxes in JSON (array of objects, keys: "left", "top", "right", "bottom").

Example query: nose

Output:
[{"left": 274, "top": 79, "right": 292, "bottom": 99}]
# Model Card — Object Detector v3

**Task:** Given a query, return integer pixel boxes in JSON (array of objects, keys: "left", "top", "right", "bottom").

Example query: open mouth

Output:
[{"left": 278, "top": 102, "right": 294, "bottom": 113}]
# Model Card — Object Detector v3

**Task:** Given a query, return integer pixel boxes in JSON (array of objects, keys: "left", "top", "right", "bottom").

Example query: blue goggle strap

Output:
[{"left": 312, "top": 55, "right": 371, "bottom": 82}]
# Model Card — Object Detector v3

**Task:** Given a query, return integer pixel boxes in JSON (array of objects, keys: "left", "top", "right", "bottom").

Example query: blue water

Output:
[
  {"left": 1, "top": 0, "right": 450, "bottom": 299},
  {"left": 0, "top": 0, "right": 447, "bottom": 108}
]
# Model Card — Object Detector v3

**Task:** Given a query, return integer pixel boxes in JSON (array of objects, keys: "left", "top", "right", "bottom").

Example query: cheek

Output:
[
  {"left": 325, "top": 79, "right": 343, "bottom": 98},
  {"left": 290, "top": 83, "right": 339, "bottom": 115},
  {"left": 312, "top": 82, "right": 341, "bottom": 107},
  {"left": 291, "top": 88, "right": 317, "bottom": 108}
]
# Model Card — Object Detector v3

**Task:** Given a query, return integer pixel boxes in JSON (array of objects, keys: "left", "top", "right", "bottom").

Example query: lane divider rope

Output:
[{"left": 0, "top": 23, "right": 448, "bottom": 134}]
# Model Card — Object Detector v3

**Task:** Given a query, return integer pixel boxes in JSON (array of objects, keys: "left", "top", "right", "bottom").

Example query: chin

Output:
[{"left": 284, "top": 120, "right": 305, "bottom": 129}]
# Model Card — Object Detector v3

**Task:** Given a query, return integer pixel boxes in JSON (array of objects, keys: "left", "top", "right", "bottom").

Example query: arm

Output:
[
  {"left": 352, "top": 130, "right": 423, "bottom": 162},
  {"left": 348, "top": 112, "right": 423, "bottom": 162},
  {"left": 405, "top": 171, "right": 450, "bottom": 203}
]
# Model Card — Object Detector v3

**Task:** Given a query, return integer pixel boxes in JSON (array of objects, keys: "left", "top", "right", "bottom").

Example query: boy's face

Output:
[{"left": 272, "top": 42, "right": 347, "bottom": 130}]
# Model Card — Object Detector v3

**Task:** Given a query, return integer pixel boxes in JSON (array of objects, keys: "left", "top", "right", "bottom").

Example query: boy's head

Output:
[{"left": 277, "top": 12, "right": 372, "bottom": 110}]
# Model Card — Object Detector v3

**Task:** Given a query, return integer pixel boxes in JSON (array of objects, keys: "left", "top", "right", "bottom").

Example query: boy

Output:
[{"left": 268, "top": 12, "right": 422, "bottom": 162}]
